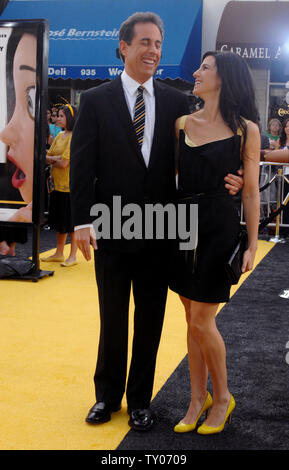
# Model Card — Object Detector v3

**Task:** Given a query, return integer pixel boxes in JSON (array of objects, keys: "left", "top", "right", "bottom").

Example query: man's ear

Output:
[{"left": 119, "top": 40, "right": 128, "bottom": 61}]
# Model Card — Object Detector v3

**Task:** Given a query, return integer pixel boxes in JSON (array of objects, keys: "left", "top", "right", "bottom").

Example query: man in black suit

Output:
[{"left": 70, "top": 12, "right": 242, "bottom": 432}]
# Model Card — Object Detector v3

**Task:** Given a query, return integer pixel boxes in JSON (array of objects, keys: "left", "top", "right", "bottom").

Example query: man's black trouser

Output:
[{"left": 93, "top": 241, "right": 169, "bottom": 410}]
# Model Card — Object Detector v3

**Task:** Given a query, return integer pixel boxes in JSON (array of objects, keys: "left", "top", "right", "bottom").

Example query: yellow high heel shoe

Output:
[
  {"left": 197, "top": 394, "right": 235, "bottom": 435},
  {"left": 174, "top": 392, "right": 213, "bottom": 433}
]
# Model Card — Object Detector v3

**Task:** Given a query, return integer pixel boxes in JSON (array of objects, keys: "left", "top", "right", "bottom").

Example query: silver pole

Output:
[{"left": 270, "top": 167, "right": 286, "bottom": 243}]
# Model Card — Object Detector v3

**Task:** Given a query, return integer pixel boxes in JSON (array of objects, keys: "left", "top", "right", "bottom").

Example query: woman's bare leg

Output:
[
  {"left": 187, "top": 299, "right": 231, "bottom": 427},
  {"left": 0, "top": 241, "right": 10, "bottom": 255},
  {"left": 65, "top": 232, "right": 78, "bottom": 263},
  {"left": 179, "top": 295, "right": 208, "bottom": 424},
  {"left": 43, "top": 233, "right": 67, "bottom": 260}
]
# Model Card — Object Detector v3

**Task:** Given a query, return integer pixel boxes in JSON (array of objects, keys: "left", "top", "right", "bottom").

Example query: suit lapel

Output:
[{"left": 108, "top": 76, "right": 147, "bottom": 169}]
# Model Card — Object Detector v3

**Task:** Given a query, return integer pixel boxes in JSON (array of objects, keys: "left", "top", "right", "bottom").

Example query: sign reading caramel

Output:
[
  {"left": 219, "top": 44, "right": 281, "bottom": 61},
  {"left": 216, "top": 1, "right": 289, "bottom": 61}
]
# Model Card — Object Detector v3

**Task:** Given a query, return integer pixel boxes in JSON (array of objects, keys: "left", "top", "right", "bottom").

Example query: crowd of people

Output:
[{"left": 260, "top": 117, "right": 289, "bottom": 237}]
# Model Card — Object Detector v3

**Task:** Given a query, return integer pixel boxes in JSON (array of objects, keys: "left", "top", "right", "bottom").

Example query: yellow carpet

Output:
[{"left": 0, "top": 240, "right": 273, "bottom": 450}]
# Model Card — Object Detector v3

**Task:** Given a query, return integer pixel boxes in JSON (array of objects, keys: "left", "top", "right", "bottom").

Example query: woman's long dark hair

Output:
[
  {"left": 202, "top": 51, "right": 259, "bottom": 144},
  {"left": 279, "top": 118, "right": 289, "bottom": 147}
]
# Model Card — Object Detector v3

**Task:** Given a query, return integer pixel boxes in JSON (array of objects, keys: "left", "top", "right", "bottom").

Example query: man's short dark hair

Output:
[{"left": 118, "top": 12, "right": 164, "bottom": 62}]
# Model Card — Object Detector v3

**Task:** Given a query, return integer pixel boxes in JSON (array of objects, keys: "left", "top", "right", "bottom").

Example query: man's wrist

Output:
[{"left": 74, "top": 224, "right": 93, "bottom": 231}]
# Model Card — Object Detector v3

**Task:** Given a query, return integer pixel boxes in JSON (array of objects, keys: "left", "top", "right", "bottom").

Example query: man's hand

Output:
[
  {"left": 75, "top": 226, "right": 97, "bottom": 261},
  {"left": 224, "top": 168, "right": 244, "bottom": 196}
]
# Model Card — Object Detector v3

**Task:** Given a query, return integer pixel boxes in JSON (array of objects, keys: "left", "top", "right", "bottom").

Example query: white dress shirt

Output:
[
  {"left": 75, "top": 70, "right": 156, "bottom": 231},
  {"left": 121, "top": 70, "right": 155, "bottom": 168}
]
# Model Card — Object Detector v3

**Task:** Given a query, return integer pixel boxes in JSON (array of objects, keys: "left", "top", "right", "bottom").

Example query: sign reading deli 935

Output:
[
  {"left": 47, "top": 65, "right": 165, "bottom": 80},
  {"left": 218, "top": 44, "right": 282, "bottom": 60}
]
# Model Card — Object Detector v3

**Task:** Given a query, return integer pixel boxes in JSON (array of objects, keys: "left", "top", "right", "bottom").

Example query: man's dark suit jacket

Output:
[{"left": 70, "top": 75, "right": 189, "bottom": 252}]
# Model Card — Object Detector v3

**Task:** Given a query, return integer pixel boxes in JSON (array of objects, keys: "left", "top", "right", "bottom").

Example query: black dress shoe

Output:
[
  {"left": 128, "top": 408, "right": 155, "bottom": 432},
  {"left": 86, "top": 401, "right": 121, "bottom": 424}
]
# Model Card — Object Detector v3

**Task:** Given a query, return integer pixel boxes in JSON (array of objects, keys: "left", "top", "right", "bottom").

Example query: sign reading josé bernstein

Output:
[{"left": 215, "top": 1, "right": 289, "bottom": 63}]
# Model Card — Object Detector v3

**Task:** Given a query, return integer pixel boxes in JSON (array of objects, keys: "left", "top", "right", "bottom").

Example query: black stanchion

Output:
[{"left": 258, "top": 163, "right": 289, "bottom": 238}]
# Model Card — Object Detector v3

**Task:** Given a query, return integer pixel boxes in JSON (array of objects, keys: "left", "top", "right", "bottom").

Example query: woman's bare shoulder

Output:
[
  {"left": 175, "top": 114, "right": 190, "bottom": 132},
  {"left": 244, "top": 119, "right": 259, "bottom": 136}
]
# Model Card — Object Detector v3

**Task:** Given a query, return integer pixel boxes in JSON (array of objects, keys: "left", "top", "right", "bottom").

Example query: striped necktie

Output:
[{"left": 133, "top": 86, "right": 145, "bottom": 148}]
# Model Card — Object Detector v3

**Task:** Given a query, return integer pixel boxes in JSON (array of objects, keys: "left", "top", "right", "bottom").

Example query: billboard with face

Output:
[{"left": 0, "top": 20, "right": 48, "bottom": 225}]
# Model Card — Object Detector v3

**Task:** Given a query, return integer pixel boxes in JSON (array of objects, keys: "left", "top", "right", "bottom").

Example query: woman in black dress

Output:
[{"left": 171, "top": 52, "right": 260, "bottom": 435}]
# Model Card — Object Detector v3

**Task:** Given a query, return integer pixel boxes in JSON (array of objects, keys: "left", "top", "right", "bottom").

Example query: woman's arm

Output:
[
  {"left": 174, "top": 115, "right": 186, "bottom": 175},
  {"left": 46, "top": 155, "right": 69, "bottom": 169},
  {"left": 175, "top": 115, "right": 184, "bottom": 139},
  {"left": 241, "top": 121, "right": 261, "bottom": 272},
  {"left": 46, "top": 134, "right": 71, "bottom": 168},
  {"left": 262, "top": 147, "right": 289, "bottom": 163},
  {"left": 46, "top": 155, "right": 61, "bottom": 165},
  {"left": 48, "top": 134, "right": 53, "bottom": 146}
]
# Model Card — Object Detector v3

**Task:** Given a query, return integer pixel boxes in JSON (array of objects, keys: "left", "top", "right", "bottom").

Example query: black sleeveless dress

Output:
[{"left": 169, "top": 130, "right": 242, "bottom": 303}]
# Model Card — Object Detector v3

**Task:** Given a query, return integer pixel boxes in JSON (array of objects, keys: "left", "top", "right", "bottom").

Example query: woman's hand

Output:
[
  {"left": 269, "top": 138, "right": 280, "bottom": 150},
  {"left": 241, "top": 246, "right": 257, "bottom": 273}
]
